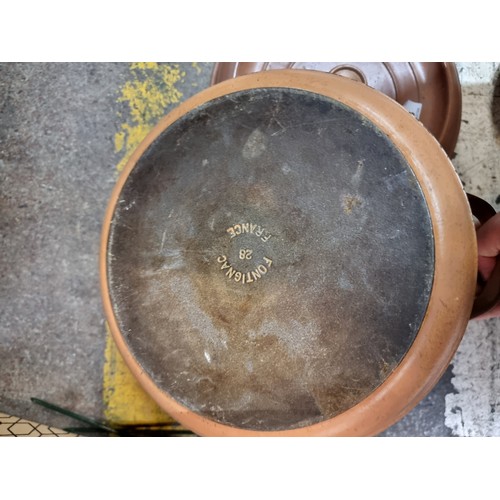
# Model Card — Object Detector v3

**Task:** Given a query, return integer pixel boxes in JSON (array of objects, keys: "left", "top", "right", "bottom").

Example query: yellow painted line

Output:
[
  {"left": 103, "top": 62, "right": 187, "bottom": 426},
  {"left": 114, "top": 62, "right": 185, "bottom": 172},
  {"left": 103, "top": 324, "right": 174, "bottom": 425}
]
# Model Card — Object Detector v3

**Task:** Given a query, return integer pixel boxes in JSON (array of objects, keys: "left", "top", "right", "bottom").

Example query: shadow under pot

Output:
[{"left": 100, "top": 70, "right": 499, "bottom": 436}]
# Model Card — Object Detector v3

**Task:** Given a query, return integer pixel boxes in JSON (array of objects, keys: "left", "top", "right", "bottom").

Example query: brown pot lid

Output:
[
  {"left": 101, "top": 70, "right": 476, "bottom": 436},
  {"left": 211, "top": 62, "right": 462, "bottom": 157}
]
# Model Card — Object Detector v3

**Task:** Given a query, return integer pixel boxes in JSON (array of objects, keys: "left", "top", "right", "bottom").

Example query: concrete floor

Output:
[{"left": 1, "top": 62, "right": 499, "bottom": 436}]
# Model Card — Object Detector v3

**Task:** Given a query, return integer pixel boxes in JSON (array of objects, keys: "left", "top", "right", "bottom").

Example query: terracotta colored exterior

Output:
[
  {"left": 100, "top": 70, "right": 478, "bottom": 436},
  {"left": 211, "top": 62, "right": 462, "bottom": 157}
]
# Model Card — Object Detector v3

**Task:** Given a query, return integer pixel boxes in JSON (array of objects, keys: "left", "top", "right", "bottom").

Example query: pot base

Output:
[{"left": 211, "top": 62, "right": 462, "bottom": 157}]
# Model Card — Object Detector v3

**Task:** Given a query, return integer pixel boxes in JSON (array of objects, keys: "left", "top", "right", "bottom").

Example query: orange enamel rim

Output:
[{"left": 100, "top": 70, "right": 477, "bottom": 436}]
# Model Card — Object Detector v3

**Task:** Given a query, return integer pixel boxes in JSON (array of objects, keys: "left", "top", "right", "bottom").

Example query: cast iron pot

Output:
[{"left": 101, "top": 70, "right": 499, "bottom": 436}]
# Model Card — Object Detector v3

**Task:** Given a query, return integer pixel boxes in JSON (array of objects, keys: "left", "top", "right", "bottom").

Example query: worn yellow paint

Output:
[
  {"left": 103, "top": 324, "right": 174, "bottom": 425},
  {"left": 103, "top": 63, "right": 186, "bottom": 425},
  {"left": 114, "top": 62, "right": 185, "bottom": 172},
  {"left": 191, "top": 62, "right": 202, "bottom": 74}
]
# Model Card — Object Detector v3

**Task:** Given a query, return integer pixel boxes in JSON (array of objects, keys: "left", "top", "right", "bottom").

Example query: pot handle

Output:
[{"left": 467, "top": 193, "right": 500, "bottom": 319}]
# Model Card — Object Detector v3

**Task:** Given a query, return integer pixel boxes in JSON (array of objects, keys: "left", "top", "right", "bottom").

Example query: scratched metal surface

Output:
[
  {"left": 1, "top": 63, "right": 499, "bottom": 435},
  {"left": 107, "top": 88, "right": 434, "bottom": 431}
]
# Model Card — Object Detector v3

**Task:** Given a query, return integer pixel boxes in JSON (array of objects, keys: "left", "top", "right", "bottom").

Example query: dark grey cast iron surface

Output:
[{"left": 107, "top": 87, "right": 435, "bottom": 431}]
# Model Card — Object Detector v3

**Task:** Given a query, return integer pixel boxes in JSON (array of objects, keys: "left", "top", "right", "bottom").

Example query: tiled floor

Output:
[{"left": 0, "top": 62, "right": 499, "bottom": 436}]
